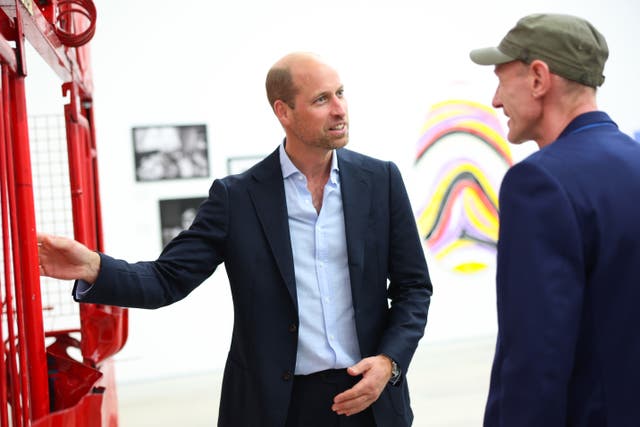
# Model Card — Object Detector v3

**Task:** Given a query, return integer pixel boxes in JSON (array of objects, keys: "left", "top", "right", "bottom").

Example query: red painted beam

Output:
[{"left": 0, "top": 0, "right": 92, "bottom": 95}]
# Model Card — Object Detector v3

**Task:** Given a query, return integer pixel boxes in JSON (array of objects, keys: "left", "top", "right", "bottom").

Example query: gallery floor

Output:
[{"left": 117, "top": 336, "right": 495, "bottom": 427}]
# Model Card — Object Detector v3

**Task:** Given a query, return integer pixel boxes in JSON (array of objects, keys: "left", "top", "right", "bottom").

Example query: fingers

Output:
[
  {"left": 35, "top": 233, "right": 82, "bottom": 280},
  {"left": 332, "top": 390, "right": 371, "bottom": 416},
  {"left": 332, "top": 381, "right": 371, "bottom": 416},
  {"left": 36, "top": 232, "right": 56, "bottom": 248},
  {"left": 36, "top": 233, "right": 58, "bottom": 258},
  {"left": 37, "top": 233, "right": 48, "bottom": 276},
  {"left": 346, "top": 360, "right": 366, "bottom": 377},
  {"left": 332, "top": 356, "right": 389, "bottom": 416}
]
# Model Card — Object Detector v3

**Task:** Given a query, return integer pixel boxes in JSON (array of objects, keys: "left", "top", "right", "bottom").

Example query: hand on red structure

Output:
[{"left": 37, "top": 233, "right": 101, "bottom": 283}]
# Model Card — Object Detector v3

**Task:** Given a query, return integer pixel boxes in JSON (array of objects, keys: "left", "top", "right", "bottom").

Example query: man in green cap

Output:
[{"left": 470, "top": 13, "right": 640, "bottom": 426}]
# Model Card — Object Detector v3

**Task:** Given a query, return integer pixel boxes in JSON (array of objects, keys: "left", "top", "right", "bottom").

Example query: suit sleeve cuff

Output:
[{"left": 73, "top": 279, "right": 94, "bottom": 301}]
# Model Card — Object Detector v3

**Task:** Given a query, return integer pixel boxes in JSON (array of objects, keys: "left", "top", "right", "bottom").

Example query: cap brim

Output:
[{"left": 469, "top": 47, "right": 515, "bottom": 65}]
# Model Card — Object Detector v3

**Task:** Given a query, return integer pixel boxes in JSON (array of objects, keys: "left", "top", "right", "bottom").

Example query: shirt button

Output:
[
  {"left": 288, "top": 323, "right": 297, "bottom": 333},
  {"left": 282, "top": 371, "right": 293, "bottom": 381}
]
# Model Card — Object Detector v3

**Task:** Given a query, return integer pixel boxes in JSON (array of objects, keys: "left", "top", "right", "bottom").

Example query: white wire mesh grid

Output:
[{"left": 29, "top": 114, "right": 79, "bottom": 333}]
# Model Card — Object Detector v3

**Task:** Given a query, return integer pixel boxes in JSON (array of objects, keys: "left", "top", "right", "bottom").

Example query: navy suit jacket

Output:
[
  {"left": 76, "top": 147, "right": 432, "bottom": 426},
  {"left": 484, "top": 112, "right": 640, "bottom": 426}
]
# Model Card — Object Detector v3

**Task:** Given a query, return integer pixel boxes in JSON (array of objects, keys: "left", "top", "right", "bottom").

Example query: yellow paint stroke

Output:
[
  {"left": 462, "top": 188, "right": 499, "bottom": 241},
  {"left": 416, "top": 162, "right": 498, "bottom": 237},
  {"left": 453, "top": 262, "right": 488, "bottom": 274},
  {"left": 435, "top": 239, "right": 474, "bottom": 260},
  {"left": 434, "top": 240, "right": 488, "bottom": 273},
  {"left": 419, "top": 100, "right": 513, "bottom": 164}
]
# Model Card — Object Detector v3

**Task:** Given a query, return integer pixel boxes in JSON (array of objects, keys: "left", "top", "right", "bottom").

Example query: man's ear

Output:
[
  {"left": 529, "top": 60, "right": 551, "bottom": 99},
  {"left": 273, "top": 99, "right": 290, "bottom": 124}
]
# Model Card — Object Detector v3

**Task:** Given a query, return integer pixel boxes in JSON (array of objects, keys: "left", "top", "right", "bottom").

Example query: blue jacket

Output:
[{"left": 485, "top": 112, "right": 640, "bottom": 426}]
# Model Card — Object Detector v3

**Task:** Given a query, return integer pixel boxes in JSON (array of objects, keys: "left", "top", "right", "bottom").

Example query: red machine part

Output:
[
  {"left": 0, "top": 1, "right": 127, "bottom": 426},
  {"left": 63, "top": 80, "right": 128, "bottom": 367},
  {"left": 0, "top": 60, "right": 50, "bottom": 425},
  {"left": 54, "top": 0, "right": 97, "bottom": 47}
]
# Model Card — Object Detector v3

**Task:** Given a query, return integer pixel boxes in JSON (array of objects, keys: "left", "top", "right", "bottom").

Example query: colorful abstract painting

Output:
[{"left": 415, "top": 100, "right": 512, "bottom": 274}]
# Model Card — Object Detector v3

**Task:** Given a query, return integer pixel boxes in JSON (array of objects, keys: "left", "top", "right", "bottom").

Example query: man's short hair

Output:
[{"left": 266, "top": 67, "right": 297, "bottom": 109}]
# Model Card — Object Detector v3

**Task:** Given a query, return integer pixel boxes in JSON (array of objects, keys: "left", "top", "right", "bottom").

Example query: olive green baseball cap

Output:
[{"left": 469, "top": 13, "right": 608, "bottom": 87}]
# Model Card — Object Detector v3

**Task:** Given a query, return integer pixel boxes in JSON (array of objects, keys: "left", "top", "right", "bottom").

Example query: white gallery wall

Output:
[{"left": 26, "top": 0, "right": 640, "bottom": 383}]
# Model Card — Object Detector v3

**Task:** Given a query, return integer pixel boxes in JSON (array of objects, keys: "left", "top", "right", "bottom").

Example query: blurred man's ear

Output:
[
  {"left": 529, "top": 60, "right": 552, "bottom": 99},
  {"left": 273, "top": 99, "right": 291, "bottom": 124}
]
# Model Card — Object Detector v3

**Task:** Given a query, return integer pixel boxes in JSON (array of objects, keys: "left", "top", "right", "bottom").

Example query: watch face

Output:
[
  {"left": 389, "top": 361, "right": 401, "bottom": 385},
  {"left": 391, "top": 361, "right": 400, "bottom": 377}
]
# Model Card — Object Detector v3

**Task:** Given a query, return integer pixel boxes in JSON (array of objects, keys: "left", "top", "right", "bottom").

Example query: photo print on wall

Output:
[
  {"left": 226, "top": 155, "right": 266, "bottom": 175},
  {"left": 159, "top": 196, "right": 207, "bottom": 247},
  {"left": 132, "top": 124, "right": 209, "bottom": 181}
]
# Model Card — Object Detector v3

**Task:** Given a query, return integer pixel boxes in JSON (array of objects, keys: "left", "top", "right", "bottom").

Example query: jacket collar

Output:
[{"left": 558, "top": 111, "right": 617, "bottom": 140}]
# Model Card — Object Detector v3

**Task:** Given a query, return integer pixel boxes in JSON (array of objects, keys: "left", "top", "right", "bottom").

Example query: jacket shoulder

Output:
[
  {"left": 220, "top": 147, "right": 281, "bottom": 187},
  {"left": 338, "top": 147, "right": 389, "bottom": 171}
]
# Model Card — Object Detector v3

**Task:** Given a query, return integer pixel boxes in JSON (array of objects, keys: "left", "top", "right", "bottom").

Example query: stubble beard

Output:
[
  {"left": 321, "top": 132, "right": 349, "bottom": 150},
  {"left": 291, "top": 120, "right": 349, "bottom": 151},
  {"left": 302, "top": 129, "right": 349, "bottom": 151}
]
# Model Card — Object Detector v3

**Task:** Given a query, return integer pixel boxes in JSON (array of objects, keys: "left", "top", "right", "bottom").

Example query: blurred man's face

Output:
[{"left": 492, "top": 61, "right": 542, "bottom": 144}]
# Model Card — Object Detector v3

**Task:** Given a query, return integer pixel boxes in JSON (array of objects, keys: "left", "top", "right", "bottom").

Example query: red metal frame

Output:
[
  {"left": 0, "top": 64, "right": 28, "bottom": 426},
  {"left": 0, "top": 1, "right": 126, "bottom": 426},
  {"left": 12, "top": 67, "right": 51, "bottom": 422},
  {"left": 0, "top": 0, "right": 93, "bottom": 92},
  {"left": 63, "top": 80, "right": 128, "bottom": 367}
]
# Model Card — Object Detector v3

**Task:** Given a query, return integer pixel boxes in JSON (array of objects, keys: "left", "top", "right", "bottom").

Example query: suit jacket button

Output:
[
  {"left": 288, "top": 323, "right": 297, "bottom": 333},
  {"left": 282, "top": 371, "right": 292, "bottom": 381}
]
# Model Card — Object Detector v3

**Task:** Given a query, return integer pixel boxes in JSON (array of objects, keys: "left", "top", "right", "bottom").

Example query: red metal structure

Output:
[{"left": 0, "top": 1, "right": 127, "bottom": 426}]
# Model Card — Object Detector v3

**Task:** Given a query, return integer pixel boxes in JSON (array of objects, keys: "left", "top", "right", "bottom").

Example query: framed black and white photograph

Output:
[
  {"left": 133, "top": 124, "right": 209, "bottom": 182},
  {"left": 159, "top": 196, "right": 206, "bottom": 247},
  {"left": 226, "top": 155, "right": 265, "bottom": 175}
]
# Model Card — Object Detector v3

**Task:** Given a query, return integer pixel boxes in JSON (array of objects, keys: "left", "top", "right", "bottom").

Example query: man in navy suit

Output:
[
  {"left": 470, "top": 14, "right": 640, "bottom": 426},
  {"left": 38, "top": 52, "right": 432, "bottom": 426}
]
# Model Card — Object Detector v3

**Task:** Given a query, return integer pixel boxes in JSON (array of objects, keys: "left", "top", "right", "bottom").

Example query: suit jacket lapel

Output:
[
  {"left": 338, "top": 150, "right": 372, "bottom": 310},
  {"left": 248, "top": 148, "right": 297, "bottom": 309}
]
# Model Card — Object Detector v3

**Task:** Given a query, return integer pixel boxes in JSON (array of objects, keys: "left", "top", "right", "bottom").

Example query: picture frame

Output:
[
  {"left": 133, "top": 124, "right": 209, "bottom": 181},
  {"left": 226, "top": 155, "right": 265, "bottom": 175},
  {"left": 158, "top": 196, "right": 207, "bottom": 247}
]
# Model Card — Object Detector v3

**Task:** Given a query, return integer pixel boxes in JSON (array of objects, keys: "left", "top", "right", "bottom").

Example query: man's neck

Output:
[
  {"left": 536, "top": 96, "right": 598, "bottom": 149},
  {"left": 284, "top": 140, "right": 333, "bottom": 182}
]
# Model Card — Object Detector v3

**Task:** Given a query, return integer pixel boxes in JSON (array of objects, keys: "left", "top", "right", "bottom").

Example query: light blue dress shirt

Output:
[{"left": 279, "top": 143, "right": 361, "bottom": 375}]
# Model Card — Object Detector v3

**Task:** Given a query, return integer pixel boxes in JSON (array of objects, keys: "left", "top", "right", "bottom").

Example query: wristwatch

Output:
[{"left": 389, "top": 359, "right": 401, "bottom": 385}]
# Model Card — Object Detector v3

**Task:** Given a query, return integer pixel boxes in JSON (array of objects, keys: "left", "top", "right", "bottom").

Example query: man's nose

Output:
[
  {"left": 331, "top": 97, "right": 347, "bottom": 116},
  {"left": 492, "top": 88, "right": 502, "bottom": 109}
]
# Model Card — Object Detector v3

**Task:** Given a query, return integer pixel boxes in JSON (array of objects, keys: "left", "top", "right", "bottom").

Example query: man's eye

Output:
[{"left": 315, "top": 96, "right": 327, "bottom": 103}]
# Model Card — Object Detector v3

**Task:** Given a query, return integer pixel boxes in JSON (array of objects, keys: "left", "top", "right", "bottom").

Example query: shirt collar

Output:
[{"left": 279, "top": 141, "right": 340, "bottom": 184}]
